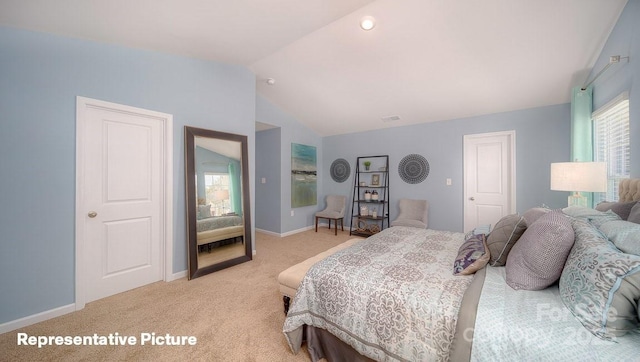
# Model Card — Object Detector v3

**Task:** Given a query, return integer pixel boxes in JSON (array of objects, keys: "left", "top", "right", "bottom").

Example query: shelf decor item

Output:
[
  {"left": 363, "top": 161, "right": 371, "bottom": 170},
  {"left": 330, "top": 158, "right": 351, "bottom": 183},
  {"left": 371, "top": 174, "right": 380, "bottom": 186},
  {"left": 398, "top": 153, "right": 430, "bottom": 184},
  {"left": 368, "top": 224, "right": 380, "bottom": 234}
]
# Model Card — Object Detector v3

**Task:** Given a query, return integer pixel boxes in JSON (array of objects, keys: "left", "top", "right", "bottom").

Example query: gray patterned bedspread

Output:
[
  {"left": 284, "top": 226, "right": 473, "bottom": 361},
  {"left": 196, "top": 215, "right": 242, "bottom": 233}
]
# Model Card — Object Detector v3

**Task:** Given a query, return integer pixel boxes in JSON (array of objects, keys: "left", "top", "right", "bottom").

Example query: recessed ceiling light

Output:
[{"left": 360, "top": 16, "right": 376, "bottom": 31}]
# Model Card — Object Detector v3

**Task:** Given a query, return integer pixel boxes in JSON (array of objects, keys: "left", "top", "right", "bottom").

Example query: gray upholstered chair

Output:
[
  {"left": 391, "top": 198, "right": 429, "bottom": 228},
  {"left": 315, "top": 195, "right": 346, "bottom": 235}
]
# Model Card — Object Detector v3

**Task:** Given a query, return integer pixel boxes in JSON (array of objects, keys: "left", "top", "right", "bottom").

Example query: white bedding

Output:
[{"left": 471, "top": 266, "right": 640, "bottom": 361}]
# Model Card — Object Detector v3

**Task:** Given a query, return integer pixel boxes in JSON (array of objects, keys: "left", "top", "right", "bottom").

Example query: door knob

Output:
[
  {"left": 88, "top": 211, "right": 98, "bottom": 218},
  {"left": 469, "top": 197, "right": 475, "bottom": 201}
]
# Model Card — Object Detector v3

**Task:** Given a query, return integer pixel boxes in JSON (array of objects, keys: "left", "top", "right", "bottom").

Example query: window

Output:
[
  {"left": 592, "top": 92, "right": 630, "bottom": 203},
  {"left": 204, "top": 173, "right": 231, "bottom": 215}
]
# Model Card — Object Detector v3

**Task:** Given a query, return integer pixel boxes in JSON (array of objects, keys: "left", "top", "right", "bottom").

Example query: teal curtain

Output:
[
  {"left": 228, "top": 162, "right": 242, "bottom": 214},
  {"left": 570, "top": 85, "right": 594, "bottom": 206}
]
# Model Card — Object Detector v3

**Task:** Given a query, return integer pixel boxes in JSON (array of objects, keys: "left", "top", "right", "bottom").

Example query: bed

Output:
[
  {"left": 283, "top": 179, "right": 640, "bottom": 361},
  {"left": 196, "top": 214, "right": 244, "bottom": 251}
]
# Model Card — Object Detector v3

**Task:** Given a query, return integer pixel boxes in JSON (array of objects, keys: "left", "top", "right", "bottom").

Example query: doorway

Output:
[
  {"left": 463, "top": 131, "right": 515, "bottom": 231},
  {"left": 75, "top": 97, "right": 173, "bottom": 309}
]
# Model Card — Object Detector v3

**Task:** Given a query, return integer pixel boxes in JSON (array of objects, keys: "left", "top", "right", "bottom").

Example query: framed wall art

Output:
[{"left": 291, "top": 143, "right": 317, "bottom": 207}]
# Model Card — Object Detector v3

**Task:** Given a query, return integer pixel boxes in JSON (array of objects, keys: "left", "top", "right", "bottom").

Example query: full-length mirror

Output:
[{"left": 185, "top": 126, "right": 252, "bottom": 279}]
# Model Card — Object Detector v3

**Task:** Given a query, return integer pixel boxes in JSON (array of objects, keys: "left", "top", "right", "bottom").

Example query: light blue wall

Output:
[
  {"left": 0, "top": 26, "right": 256, "bottom": 324},
  {"left": 590, "top": 0, "right": 639, "bottom": 177},
  {"left": 2, "top": 0, "right": 637, "bottom": 328},
  {"left": 255, "top": 95, "right": 323, "bottom": 233},
  {"left": 323, "top": 104, "right": 571, "bottom": 232},
  {"left": 255, "top": 128, "right": 282, "bottom": 232}
]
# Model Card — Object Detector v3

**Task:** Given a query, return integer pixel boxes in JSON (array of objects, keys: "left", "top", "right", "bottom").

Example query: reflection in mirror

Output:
[{"left": 185, "top": 126, "right": 252, "bottom": 279}]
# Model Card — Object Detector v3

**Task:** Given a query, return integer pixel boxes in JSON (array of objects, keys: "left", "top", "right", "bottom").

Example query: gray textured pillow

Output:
[
  {"left": 596, "top": 201, "right": 637, "bottom": 220},
  {"left": 628, "top": 202, "right": 640, "bottom": 224},
  {"left": 522, "top": 207, "right": 550, "bottom": 226},
  {"left": 505, "top": 210, "right": 574, "bottom": 291},
  {"left": 486, "top": 214, "right": 527, "bottom": 266}
]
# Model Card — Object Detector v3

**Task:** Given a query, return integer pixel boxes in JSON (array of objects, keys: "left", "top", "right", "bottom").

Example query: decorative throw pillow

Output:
[
  {"left": 464, "top": 224, "right": 492, "bottom": 241},
  {"left": 559, "top": 217, "right": 640, "bottom": 340},
  {"left": 505, "top": 210, "right": 574, "bottom": 290},
  {"left": 562, "top": 206, "right": 621, "bottom": 227},
  {"left": 598, "top": 220, "right": 640, "bottom": 256},
  {"left": 628, "top": 202, "right": 640, "bottom": 224},
  {"left": 453, "top": 234, "right": 490, "bottom": 276},
  {"left": 486, "top": 214, "right": 527, "bottom": 266},
  {"left": 197, "top": 204, "right": 211, "bottom": 220},
  {"left": 596, "top": 201, "right": 637, "bottom": 220},
  {"left": 522, "top": 207, "right": 550, "bottom": 226},
  {"left": 473, "top": 224, "right": 492, "bottom": 235}
]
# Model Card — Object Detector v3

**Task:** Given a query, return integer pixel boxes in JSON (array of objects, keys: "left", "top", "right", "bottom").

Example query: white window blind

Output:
[{"left": 592, "top": 92, "right": 630, "bottom": 203}]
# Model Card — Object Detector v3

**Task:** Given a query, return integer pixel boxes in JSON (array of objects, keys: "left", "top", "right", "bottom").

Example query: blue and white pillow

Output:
[
  {"left": 562, "top": 206, "right": 621, "bottom": 227},
  {"left": 559, "top": 217, "right": 640, "bottom": 340},
  {"left": 599, "top": 220, "right": 640, "bottom": 256}
]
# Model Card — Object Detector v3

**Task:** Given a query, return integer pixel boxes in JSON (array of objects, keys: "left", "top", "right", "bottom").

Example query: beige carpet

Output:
[{"left": 0, "top": 228, "right": 360, "bottom": 362}]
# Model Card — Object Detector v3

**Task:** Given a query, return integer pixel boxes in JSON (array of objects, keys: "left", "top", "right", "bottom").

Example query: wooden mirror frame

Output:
[{"left": 184, "top": 126, "right": 252, "bottom": 279}]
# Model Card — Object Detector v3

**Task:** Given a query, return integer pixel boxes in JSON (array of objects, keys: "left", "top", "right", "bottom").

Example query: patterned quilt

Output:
[
  {"left": 283, "top": 226, "right": 473, "bottom": 361},
  {"left": 196, "top": 215, "right": 242, "bottom": 233}
]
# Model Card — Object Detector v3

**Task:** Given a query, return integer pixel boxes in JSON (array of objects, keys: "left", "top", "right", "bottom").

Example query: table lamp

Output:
[
  {"left": 214, "top": 189, "right": 230, "bottom": 214},
  {"left": 550, "top": 162, "right": 607, "bottom": 207}
]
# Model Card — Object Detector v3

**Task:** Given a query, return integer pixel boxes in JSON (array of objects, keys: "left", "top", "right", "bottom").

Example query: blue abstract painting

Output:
[{"left": 291, "top": 143, "right": 317, "bottom": 207}]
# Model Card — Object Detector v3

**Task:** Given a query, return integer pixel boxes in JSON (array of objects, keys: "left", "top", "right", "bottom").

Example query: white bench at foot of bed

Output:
[
  {"left": 197, "top": 225, "right": 244, "bottom": 246},
  {"left": 277, "top": 238, "right": 363, "bottom": 314}
]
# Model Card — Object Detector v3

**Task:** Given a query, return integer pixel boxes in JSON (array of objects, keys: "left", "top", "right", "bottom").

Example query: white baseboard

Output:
[
  {"left": 255, "top": 226, "right": 313, "bottom": 237},
  {"left": 0, "top": 303, "right": 76, "bottom": 334},
  {"left": 282, "top": 225, "right": 315, "bottom": 237},
  {"left": 256, "top": 225, "right": 336, "bottom": 238},
  {"left": 167, "top": 270, "right": 187, "bottom": 282},
  {"left": 255, "top": 228, "right": 281, "bottom": 237}
]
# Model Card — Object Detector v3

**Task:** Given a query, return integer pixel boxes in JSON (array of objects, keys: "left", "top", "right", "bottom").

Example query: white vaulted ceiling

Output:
[{"left": 0, "top": 0, "right": 628, "bottom": 136}]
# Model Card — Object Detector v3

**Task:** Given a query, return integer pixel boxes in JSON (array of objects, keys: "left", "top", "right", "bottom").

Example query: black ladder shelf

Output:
[{"left": 349, "top": 155, "right": 390, "bottom": 237}]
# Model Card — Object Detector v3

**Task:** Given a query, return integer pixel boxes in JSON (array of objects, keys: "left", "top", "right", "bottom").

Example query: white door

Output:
[
  {"left": 463, "top": 131, "right": 515, "bottom": 232},
  {"left": 76, "top": 97, "right": 172, "bottom": 306}
]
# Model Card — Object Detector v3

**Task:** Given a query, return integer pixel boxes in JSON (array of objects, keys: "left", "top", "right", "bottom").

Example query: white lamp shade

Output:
[
  {"left": 550, "top": 162, "right": 607, "bottom": 192},
  {"left": 214, "top": 189, "right": 230, "bottom": 200}
]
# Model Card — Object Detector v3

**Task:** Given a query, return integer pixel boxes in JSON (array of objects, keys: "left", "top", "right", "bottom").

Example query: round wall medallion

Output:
[
  {"left": 330, "top": 158, "right": 351, "bottom": 183},
  {"left": 398, "top": 154, "right": 429, "bottom": 184}
]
